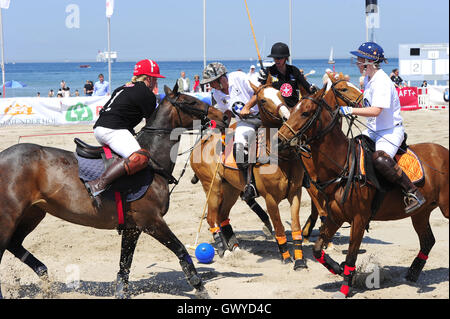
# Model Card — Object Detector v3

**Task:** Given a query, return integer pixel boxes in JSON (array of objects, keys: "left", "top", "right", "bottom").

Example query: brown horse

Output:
[
  {"left": 278, "top": 73, "right": 449, "bottom": 297},
  {"left": 190, "top": 76, "right": 309, "bottom": 270},
  {"left": 0, "top": 85, "right": 227, "bottom": 299}
]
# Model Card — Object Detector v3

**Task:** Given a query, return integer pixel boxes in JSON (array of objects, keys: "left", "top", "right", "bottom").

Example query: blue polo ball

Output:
[{"left": 195, "top": 243, "right": 215, "bottom": 264}]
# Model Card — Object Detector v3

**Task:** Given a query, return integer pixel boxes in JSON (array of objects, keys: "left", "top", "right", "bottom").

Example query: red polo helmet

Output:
[{"left": 133, "top": 59, "right": 165, "bottom": 78}]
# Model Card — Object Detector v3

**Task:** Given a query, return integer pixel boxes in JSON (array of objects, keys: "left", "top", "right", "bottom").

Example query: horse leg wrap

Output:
[
  {"left": 220, "top": 219, "right": 239, "bottom": 251},
  {"left": 314, "top": 250, "right": 342, "bottom": 275},
  {"left": 212, "top": 231, "right": 226, "bottom": 257},
  {"left": 405, "top": 251, "right": 428, "bottom": 282},
  {"left": 292, "top": 231, "right": 307, "bottom": 270},
  {"left": 179, "top": 254, "right": 202, "bottom": 290},
  {"left": 338, "top": 264, "right": 356, "bottom": 298},
  {"left": 13, "top": 249, "right": 48, "bottom": 278},
  {"left": 276, "top": 235, "right": 292, "bottom": 263}
]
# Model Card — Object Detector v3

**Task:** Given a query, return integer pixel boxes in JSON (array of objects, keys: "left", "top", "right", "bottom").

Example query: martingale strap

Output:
[{"left": 103, "top": 146, "right": 125, "bottom": 232}]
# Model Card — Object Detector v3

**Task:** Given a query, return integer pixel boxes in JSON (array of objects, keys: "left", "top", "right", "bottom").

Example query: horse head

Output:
[
  {"left": 145, "top": 85, "right": 227, "bottom": 132},
  {"left": 249, "top": 74, "right": 291, "bottom": 127},
  {"left": 278, "top": 73, "right": 363, "bottom": 148}
]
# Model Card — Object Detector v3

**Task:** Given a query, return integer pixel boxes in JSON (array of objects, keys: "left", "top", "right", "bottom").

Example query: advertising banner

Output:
[
  {"left": 397, "top": 87, "right": 419, "bottom": 110},
  {"left": 0, "top": 96, "right": 109, "bottom": 126}
]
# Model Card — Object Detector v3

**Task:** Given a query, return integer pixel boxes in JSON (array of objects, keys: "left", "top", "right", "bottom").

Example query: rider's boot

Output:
[
  {"left": 85, "top": 149, "right": 150, "bottom": 207},
  {"left": 373, "top": 150, "right": 426, "bottom": 214},
  {"left": 234, "top": 142, "right": 257, "bottom": 202},
  {"left": 242, "top": 164, "right": 257, "bottom": 201}
]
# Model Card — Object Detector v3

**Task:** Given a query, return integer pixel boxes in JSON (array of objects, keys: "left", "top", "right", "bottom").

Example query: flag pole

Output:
[
  {"left": 107, "top": 16, "right": 111, "bottom": 94},
  {"left": 0, "top": 8, "right": 5, "bottom": 98},
  {"left": 203, "top": 0, "right": 206, "bottom": 69}
]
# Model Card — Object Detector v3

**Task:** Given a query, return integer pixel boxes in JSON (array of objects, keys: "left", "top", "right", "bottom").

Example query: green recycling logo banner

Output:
[{"left": 0, "top": 96, "right": 109, "bottom": 126}]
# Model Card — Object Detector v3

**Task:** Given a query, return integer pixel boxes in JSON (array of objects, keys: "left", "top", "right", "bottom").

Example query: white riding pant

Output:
[
  {"left": 93, "top": 126, "right": 141, "bottom": 158},
  {"left": 234, "top": 120, "right": 257, "bottom": 148},
  {"left": 363, "top": 124, "right": 405, "bottom": 158}
]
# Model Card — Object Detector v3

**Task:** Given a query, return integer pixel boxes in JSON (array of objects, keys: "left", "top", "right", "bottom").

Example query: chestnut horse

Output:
[
  {"left": 190, "top": 76, "right": 309, "bottom": 270},
  {"left": 0, "top": 85, "right": 227, "bottom": 299},
  {"left": 278, "top": 73, "right": 449, "bottom": 298}
]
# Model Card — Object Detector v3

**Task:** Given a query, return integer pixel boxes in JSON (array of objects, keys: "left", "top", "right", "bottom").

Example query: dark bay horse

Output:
[
  {"left": 0, "top": 85, "right": 227, "bottom": 299},
  {"left": 190, "top": 76, "right": 309, "bottom": 270},
  {"left": 278, "top": 73, "right": 449, "bottom": 298}
]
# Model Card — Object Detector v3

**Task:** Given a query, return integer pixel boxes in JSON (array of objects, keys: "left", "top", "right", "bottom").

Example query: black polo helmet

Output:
[{"left": 268, "top": 42, "right": 290, "bottom": 58}]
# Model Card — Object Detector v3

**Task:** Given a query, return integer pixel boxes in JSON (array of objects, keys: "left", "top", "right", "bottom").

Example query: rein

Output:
[
  {"left": 278, "top": 80, "right": 364, "bottom": 224},
  {"left": 136, "top": 94, "right": 214, "bottom": 192}
]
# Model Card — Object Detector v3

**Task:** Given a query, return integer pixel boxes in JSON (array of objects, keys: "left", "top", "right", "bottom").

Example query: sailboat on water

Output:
[
  {"left": 328, "top": 46, "right": 335, "bottom": 72},
  {"left": 328, "top": 46, "right": 335, "bottom": 64}
]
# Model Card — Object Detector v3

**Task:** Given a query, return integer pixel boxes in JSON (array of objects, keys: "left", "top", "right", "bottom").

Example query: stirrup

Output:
[
  {"left": 85, "top": 182, "right": 105, "bottom": 208},
  {"left": 404, "top": 192, "right": 425, "bottom": 214},
  {"left": 85, "top": 181, "right": 106, "bottom": 197}
]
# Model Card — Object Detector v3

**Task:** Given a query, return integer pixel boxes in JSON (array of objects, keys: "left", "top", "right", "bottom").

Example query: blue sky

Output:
[{"left": 2, "top": 0, "right": 449, "bottom": 62}]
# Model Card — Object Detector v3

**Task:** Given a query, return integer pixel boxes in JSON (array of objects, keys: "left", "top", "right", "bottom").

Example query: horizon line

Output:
[{"left": 5, "top": 56, "right": 400, "bottom": 63}]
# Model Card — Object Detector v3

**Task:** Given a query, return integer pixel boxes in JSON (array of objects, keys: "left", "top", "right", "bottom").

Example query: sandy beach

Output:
[{"left": 0, "top": 109, "right": 448, "bottom": 301}]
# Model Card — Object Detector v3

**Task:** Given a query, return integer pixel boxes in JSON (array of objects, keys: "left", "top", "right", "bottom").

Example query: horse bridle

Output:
[
  {"left": 167, "top": 93, "right": 211, "bottom": 127},
  {"left": 279, "top": 79, "right": 362, "bottom": 147},
  {"left": 254, "top": 84, "right": 289, "bottom": 124}
]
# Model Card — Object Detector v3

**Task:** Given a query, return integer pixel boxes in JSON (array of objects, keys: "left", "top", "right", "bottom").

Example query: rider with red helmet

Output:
[{"left": 85, "top": 59, "right": 165, "bottom": 206}]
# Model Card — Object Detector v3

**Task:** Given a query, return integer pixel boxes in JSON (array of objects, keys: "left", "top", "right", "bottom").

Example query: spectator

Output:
[
  {"left": 176, "top": 71, "right": 190, "bottom": 93},
  {"left": 84, "top": 80, "right": 94, "bottom": 96},
  {"left": 36, "top": 92, "right": 41, "bottom": 97},
  {"left": 421, "top": 80, "right": 428, "bottom": 87},
  {"left": 74, "top": 89, "right": 80, "bottom": 97},
  {"left": 60, "top": 80, "right": 71, "bottom": 97},
  {"left": 322, "top": 68, "right": 333, "bottom": 86},
  {"left": 93, "top": 74, "right": 110, "bottom": 96},
  {"left": 48, "top": 89, "right": 55, "bottom": 97},
  {"left": 57, "top": 92, "right": 63, "bottom": 98},
  {"left": 247, "top": 65, "right": 259, "bottom": 83},
  {"left": 390, "top": 68, "right": 404, "bottom": 88},
  {"left": 359, "top": 75, "right": 365, "bottom": 90},
  {"left": 192, "top": 74, "right": 202, "bottom": 92}
]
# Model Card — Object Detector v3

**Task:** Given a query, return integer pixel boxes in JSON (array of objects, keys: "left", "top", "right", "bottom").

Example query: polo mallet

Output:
[
  {"left": 244, "top": 0, "right": 266, "bottom": 73},
  {"left": 187, "top": 158, "right": 221, "bottom": 250}
]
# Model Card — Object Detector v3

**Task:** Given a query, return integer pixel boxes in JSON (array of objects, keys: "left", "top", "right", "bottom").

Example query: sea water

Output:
[{"left": 2, "top": 58, "right": 401, "bottom": 98}]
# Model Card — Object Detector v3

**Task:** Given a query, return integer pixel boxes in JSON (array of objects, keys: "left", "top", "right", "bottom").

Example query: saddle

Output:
[
  {"left": 355, "top": 134, "right": 425, "bottom": 190},
  {"left": 74, "top": 138, "right": 153, "bottom": 202},
  {"left": 344, "top": 134, "right": 425, "bottom": 231}
]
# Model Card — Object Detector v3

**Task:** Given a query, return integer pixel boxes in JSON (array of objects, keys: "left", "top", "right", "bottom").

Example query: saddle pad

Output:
[
  {"left": 358, "top": 144, "right": 424, "bottom": 185},
  {"left": 394, "top": 148, "right": 424, "bottom": 184},
  {"left": 75, "top": 153, "right": 153, "bottom": 202},
  {"left": 222, "top": 134, "right": 238, "bottom": 170}
]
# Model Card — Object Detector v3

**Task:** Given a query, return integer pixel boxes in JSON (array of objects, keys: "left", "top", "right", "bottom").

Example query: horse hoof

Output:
[
  {"left": 282, "top": 257, "right": 293, "bottom": 264},
  {"left": 189, "top": 274, "right": 203, "bottom": 290},
  {"left": 195, "top": 286, "right": 210, "bottom": 299},
  {"left": 262, "top": 226, "right": 273, "bottom": 239},
  {"left": 293, "top": 259, "right": 308, "bottom": 270},
  {"left": 332, "top": 291, "right": 347, "bottom": 299},
  {"left": 232, "top": 245, "right": 240, "bottom": 252}
]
